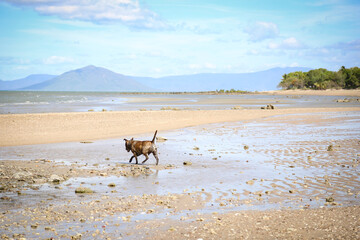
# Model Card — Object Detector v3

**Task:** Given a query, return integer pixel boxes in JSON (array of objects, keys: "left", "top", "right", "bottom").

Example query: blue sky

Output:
[{"left": 0, "top": 0, "right": 359, "bottom": 80}]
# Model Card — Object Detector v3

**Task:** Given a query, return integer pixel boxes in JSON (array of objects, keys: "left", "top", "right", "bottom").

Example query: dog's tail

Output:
[{"left": 151, "top": 130, "right": 158, "bottom": 143}]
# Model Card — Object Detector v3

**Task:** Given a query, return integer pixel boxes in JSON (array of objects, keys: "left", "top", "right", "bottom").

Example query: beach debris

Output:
[
  {"left": 45, "top": 226, "right": 56, "bottom": 231},
  {"left": 71, "top": 233, "right": 82, "bottom": 240},
  {"left": 161, "top": 106, "right": 171, "bottom": 110},
  {"left": 325, "top": 196, "right": 335, "bottom": 202},
  {"left": 193, "top": 146, "right": 200, "bottom": 150},
  {"left": 147, "top": 209, "right": 155, "bottom": 214},
  {"left": 168, "top": 227, "right": 177, "bottom": 232},
  {"left": 261, "top": 104, "right": 275, "bottom": 110},
  {"left": 336, "top": 98, "right": 360, "bottom": 103},
  {"left": 122, "top": 216, "right": 131, "bottom": 222},
  {"left": 105, "top": 157, "right": 110, "bottom": 160},
  {"left": 231, "top": 106, "right": 243, "bottom": 110},
  {"left": 30, "top": 225, "right": 38, "bottom": 229},
  {"left": 108, "top": 183, "right": 116, "bottom": 187},
  {"left": 156, "top": 136, "right": 168, "bottom": 142},
  {"left": 75, "top": 187, "right": 94, "bottom": 194},
  {"left": 139, "top": 108, "right": 147, "bottom": 111},
  {"left": 36, "top": 158, "right": 51, "bottom": 162},
  {"left": 80, "top": 141, "right": 93, "bottom": 144},
  {"left": 287, "top": 228, "right": 297, "bottom": 232},
  {"left": 327, "top": 145, "right": 334, "bottom": 151},
  {"left": 209, "top": 228, "right": 217, "bottom": 235},
  {"left": 243, "top": 145, "right": 249, "bottom": 150},
  {"left": 129, "top": 165, "right": 153, "bottom": 176},
  {"left": 183, "top": 161, "right": 192, "bottom": 166},
  {"left": 12, "top": 171, "right": 33, "bottom": 180},
  {"left": 49, "top": 174, "right": 64, "bottom": 183},
  {"left": 161, "top": 106, "right": 180, "bottom": 111},
  {"left": 246, "top": 180, "right": 254, "bottom": 185}
]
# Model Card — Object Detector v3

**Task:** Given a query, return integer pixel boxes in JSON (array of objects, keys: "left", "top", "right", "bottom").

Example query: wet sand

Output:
[
  {"left": 1, "top": 107, "right": 360, "bottom": 146},
  {"left": 1, "top": 93, "right": 360, "bottom": 239}
]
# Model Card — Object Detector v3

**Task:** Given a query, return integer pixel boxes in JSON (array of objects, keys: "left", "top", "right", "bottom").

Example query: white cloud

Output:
[
  {"left": 14, "top": 65, "right": 30, "bottom": 70},
  {"left": 268, "top": 37, "right": 305, "bottom": 49},
  {"left": 244, "top": 21, "right": 279, "bottom": 42},
  {"left": 289, "top": 62, "right": 300, "bottom": 67},
  {"left": 247, "top": 49, "right": 260, "bottom": 55},
  {"left": 4, "top": 0, "right": 165, "bottom": 29},
  {"left": 189, "top": 63, "right": 216, "bottom": 70},
  {"left": 204, "top": 63, "right": 216, "bottom": 69},
  {"left": 43, "top": 56, "right": 74, "bottom": 64},
  {"left": 263, "top": 62, "right": 302, "bottom": 70},
  {"left": 330, "top": 39, "right": 360, "bottom": 51}
]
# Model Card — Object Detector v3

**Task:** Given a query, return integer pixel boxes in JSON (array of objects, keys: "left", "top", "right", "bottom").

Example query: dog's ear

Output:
[
  {"left": 123, "top": 138, "right": 127, "bottom": 141},
  {"left": 131, "top": 138, "right": 134, "bottom": 141}
]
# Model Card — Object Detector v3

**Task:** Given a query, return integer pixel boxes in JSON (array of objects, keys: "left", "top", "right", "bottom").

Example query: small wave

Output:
[
  {"left": 56, "top": 97, "right": 92, "bottom": 104},
  {"left": 12, "top": 101, "right": 50, "bottom": 105}
]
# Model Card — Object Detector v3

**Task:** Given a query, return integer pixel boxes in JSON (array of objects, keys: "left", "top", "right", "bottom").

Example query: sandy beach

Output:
[
  {"left": 1, "top": 107, "right": 360, "bottom": 146},
  {"left": 0, "top": 91, "right": 360, "bottom": 239}
]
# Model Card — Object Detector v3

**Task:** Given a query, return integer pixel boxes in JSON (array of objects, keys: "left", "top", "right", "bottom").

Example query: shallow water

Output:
[
  {"left": 1, "top": 111, "right": 359, "bottom": 211},
  {"left": 1, "top": 91, "right": 358, "bottom": 113}
]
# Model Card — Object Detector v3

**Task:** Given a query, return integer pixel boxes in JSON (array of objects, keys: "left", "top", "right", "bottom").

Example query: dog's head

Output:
[{"left": 123, "top": 138, "right": 133, "bottom": 152}]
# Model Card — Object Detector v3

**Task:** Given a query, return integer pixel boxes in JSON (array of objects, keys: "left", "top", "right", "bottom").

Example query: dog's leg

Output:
[
  {"left": 153, "top": 151, "right": 159, "bottom": 165},
  {"left": 142, "top": 153, "right": 149, "bottom": 164},
  {"left": 129, "top": 156, "right": 135, "bottom": 163},
  {"left": 134, "top": 155, "right": 138, "bottom": 164}
]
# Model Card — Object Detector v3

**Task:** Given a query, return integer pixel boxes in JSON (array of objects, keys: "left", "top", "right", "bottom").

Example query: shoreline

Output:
[
  {"left": 1, "top": 107, "right": 360, "bottom": 146},
  {"left": 1, "top": 89, "right": 360, "bottom": 96}
]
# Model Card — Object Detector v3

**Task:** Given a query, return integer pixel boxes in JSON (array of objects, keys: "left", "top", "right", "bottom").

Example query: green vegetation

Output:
[
  {"left": 278, "top": 66, "right": 360, "bottom": 90},
  {"left": 215, "top": 89, "right": 249, "bottom": 94}
]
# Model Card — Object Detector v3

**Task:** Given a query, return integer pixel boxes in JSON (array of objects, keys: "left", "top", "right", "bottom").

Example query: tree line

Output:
[{"left": 278, "top": 66, "right": 360, "bottom": 90}]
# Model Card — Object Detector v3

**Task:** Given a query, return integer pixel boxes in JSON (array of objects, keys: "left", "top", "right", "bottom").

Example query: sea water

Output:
[{"left": 0, "top": 91, "right": 358, "bottom": 114}]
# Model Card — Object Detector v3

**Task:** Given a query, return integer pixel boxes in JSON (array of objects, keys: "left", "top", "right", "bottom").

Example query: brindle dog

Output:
[{"left": 124, "top": 130, "right": 159, "bottom": 165}]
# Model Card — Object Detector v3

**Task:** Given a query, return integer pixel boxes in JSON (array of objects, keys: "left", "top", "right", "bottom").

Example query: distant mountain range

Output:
[
  {"left": 0, "top": 74, "right": 56, "bottom": 90},
  {"left": 0, "top": 65, "right": 311, "bottom": 92},
  {"left": 21, "top": 65, "right": 152, "bottom": 92}
]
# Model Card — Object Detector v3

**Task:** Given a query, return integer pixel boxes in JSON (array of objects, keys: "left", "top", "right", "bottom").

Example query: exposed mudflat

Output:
[{"left": 0, "top": 110, "right": 359, "bottom": 239}]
